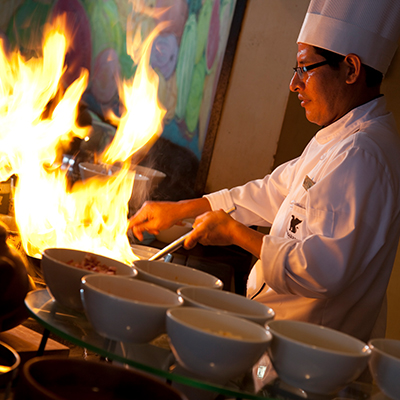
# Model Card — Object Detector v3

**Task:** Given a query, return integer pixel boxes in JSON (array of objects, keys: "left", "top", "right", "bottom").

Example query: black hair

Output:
[
  {"left": 313, "top": 47, "right": 383, "bottom": 87},
  {"left": 363, "top": 64, "right": 384, "bottom": 87}
]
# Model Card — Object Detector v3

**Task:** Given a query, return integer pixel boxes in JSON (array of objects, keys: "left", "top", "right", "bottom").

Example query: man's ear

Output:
[{"left": 344, "top": 54, "right": 362, "bottom": 84}]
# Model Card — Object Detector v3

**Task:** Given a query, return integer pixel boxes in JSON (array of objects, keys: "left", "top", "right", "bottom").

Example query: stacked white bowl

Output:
[
  {"left": 41, "top": 248, "right": 136, "bottom": 311},
  {"left": 166, "top": 307, "right": 272, "bottom": 382},
  {"left": 81, "top": 274, "right": 183, "bottom": 343},
  {"left": 368, "top": 338, "right": 400, "bottom": 400},
  {"left": 133, "top": 260, "right": 223, "bottom": 291},
  {"left": 266, "top": 319, "right": 371, "bottom": 395},
  {"left": 177, "top": 286, "right": 274, "bottom": 325}
]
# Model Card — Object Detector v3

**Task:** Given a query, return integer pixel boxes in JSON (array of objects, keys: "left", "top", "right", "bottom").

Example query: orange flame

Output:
[{"left": 0, "top": 11, "right": 166, "bottom": 265}]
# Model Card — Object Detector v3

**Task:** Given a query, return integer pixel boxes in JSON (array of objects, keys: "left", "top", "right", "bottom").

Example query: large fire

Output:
[{"left": 0, "top": 11, "right": 166, "bottom": 265}]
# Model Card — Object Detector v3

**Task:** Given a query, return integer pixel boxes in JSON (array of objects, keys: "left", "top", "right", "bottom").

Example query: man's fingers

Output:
[
  {"left": 129, "top": 213, "right": 149, "bottom": 227},
  {"left": 131, "top": 226, "right": 144, "bottom": 242}
]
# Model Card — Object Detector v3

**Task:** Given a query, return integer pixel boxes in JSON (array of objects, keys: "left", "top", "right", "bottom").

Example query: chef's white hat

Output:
[{"left": 297, "top": 0, "right": 400, "bottom": 74}]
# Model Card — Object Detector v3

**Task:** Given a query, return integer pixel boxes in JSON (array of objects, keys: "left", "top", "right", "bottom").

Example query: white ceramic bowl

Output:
[
  {"left": 133, "top": 260, "right": 223, "bottom": 291},
  {"left": 166, "top": 307, "right": 272, "bottom": 382},
  {"left": 130, "top": 244, "right": 164, "bottom": 260},
  {"left": 41, "top": 248, "right": 136, "bottom": 312},
  {"left": 81, "top": 274, "right": 182, "bottom": 343},
  {"left": 177, "top": 286, "right": 275, "bottom": 325},
  {"left": 78, "top": 162, "right": 150, "bottom": 210},
  {"left": 266, "top": 320, "right": 371, "bottom": 395},
  {"left": 368, "top": 338, "right": 400, "bottom": 400},
  {"left": 155, "top": 220, "right": 193, "bottom": 244}
]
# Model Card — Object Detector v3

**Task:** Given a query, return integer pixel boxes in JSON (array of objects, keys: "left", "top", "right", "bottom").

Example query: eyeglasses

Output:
[{"left": 293, "top": 60, "right": 329, "bottom": 80}]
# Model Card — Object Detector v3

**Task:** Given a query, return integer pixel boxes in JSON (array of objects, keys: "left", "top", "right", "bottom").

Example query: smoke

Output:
[{"left": 138, "top": 137, "right": 200, "bottom": 203}]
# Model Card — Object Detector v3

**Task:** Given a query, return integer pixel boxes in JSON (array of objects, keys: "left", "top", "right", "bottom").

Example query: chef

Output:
[{"left": 130, "top": 0, "right": 400, "bottom": 343}]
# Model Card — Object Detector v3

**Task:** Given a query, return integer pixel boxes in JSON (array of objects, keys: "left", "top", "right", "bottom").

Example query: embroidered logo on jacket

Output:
[{"left": 289, "top": 215, "right": 302, "bottom": 233}]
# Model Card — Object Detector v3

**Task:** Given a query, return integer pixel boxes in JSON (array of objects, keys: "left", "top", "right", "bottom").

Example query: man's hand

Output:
[
  {"left": 184, "top": 209, "right": 264, "bottom": 258},
  {"left": 128, "top": 198, "right": 212, "bottom": 242},
  {"left": 128, "top": 201, "right": 181, "bottom": 241},
  {"left": 184, "top": 210, "right": 239, "bottom": 249}
]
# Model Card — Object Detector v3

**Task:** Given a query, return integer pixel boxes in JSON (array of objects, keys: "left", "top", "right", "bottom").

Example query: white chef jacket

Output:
[{"left": 205, "top": 96, "right": 400, "bottom": 342}]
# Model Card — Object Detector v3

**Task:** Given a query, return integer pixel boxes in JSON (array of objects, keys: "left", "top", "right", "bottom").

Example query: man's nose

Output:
[{"left": 289, "top": 72, "right": 304, "bottom": 92}]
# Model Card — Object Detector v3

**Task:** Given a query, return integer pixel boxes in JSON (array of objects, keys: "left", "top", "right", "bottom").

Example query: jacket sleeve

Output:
[{"left": 204, "top": 157, "right": 301, "bottom": 227}]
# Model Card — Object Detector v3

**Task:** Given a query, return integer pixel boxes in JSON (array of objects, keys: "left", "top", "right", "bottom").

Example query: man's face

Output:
[{"left": 290, "top": 43, "right": 348, "bottom": 127}]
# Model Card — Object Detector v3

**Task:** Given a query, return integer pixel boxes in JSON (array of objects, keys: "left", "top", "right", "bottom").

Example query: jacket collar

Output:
[{"left": 315, "top": 96, "right": 388, "bottom": 145}]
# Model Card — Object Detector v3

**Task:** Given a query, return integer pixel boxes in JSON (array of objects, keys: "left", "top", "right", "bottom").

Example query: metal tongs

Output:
[{"left": 148, "top": 206, "right": 236, "bottom": 261}]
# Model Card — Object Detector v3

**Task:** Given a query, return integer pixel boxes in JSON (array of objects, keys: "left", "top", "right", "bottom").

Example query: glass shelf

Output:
[{"left": 25, "top": 289, "right": 384, "bottom": 400}]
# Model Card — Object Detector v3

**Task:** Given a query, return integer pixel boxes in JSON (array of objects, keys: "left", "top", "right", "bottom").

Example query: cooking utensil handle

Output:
[
  {"left": 148, "top": 206, "right": 236, "bottom": 261},
  {"left": 148, "top": 232, "right": 191, "bottom": 261}
]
